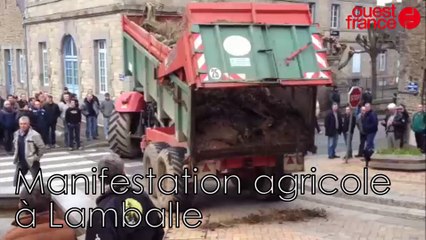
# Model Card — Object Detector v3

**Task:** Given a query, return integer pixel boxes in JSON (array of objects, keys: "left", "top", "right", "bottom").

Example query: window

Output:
[
  {"left": 331, "top": 4, "right": 340, "bottom": 29},
  {"left": 378, "top": 53, "right": 386, "bottom": 71},
  {"left": 4, "top": 49, "right": 13, "bottom": 94},
  {"left": 63, "top": 35, "right": 79, "bottom": 98},
  {"left": 352, "top": 51, "right": 361, "bottom": 73},
  {"left": 309, "top": 3, "right": 316, "bottom": 22},
  {"left": 17, "top": 49, "right": 27, "bottom": 83},
  {"left": 95, "top": 39, "right": 108, "bottom": 93},
  {"left": 39, "top": 42, "right": 49, "bottom": 86}
]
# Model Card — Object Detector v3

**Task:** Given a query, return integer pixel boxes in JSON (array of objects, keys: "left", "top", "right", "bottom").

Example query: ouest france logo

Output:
[{"left": 346, "top": 4, "right": 422, "bottom": 30}]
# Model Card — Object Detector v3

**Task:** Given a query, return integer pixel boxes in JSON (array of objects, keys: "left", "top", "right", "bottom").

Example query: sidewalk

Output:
[{"left": 55, "top": 121, "right": 108, "bottom": 149}]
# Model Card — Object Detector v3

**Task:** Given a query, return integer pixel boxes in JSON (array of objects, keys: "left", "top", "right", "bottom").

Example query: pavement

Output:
[{"left": 1, "top": 116, "right": 425, "bottom": 240}]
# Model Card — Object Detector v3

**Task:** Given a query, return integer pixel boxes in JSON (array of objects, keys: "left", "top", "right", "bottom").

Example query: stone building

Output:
[
  {"left": 396, "top": 0, "right": 425, "bottom": 144},
  {"left": 0, "top": 0, "right": 27, "bottom": 97}
]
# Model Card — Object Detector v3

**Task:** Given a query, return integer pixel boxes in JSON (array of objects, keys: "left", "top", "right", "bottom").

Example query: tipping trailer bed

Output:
[{"left": 118, "top": 2, "right": 331, "bottom": 161}]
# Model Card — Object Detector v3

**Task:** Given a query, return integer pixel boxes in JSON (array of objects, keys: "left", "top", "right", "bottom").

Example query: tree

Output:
[{"left": 355, "top": 25, "right": 397, "bottom": 99}]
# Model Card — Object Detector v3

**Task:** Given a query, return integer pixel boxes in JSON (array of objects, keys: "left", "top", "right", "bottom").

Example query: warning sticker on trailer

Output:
[{"left": 230, "top": 58, "right": 251, "bottom": 67}]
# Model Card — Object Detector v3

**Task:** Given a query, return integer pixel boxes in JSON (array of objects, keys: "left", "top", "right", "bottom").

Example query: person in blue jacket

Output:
[
  {"left": 361, "top": 103, "right": 378, "bottom": 165},
  {"left": 0, "top": 101, "right": 17, "bottom": 153},
  {"left": 31, "top": 100, "right": 48, "bottom": 144}
]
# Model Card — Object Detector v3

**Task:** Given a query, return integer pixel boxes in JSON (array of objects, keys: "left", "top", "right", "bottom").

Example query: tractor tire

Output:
[
  {"left": 108, "top": 111, "right": 141, "bottom": 158},
  {"left": 153, "top": 147, "right": 193, "bottom": 209},
  {"left": 142, "top": 142, "right": 169, "bottom": 198}
]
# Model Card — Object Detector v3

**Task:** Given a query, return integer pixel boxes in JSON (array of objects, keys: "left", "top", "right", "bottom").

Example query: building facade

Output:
[{"left": 0, "top": 0, "right": 27, "bottom": 97}]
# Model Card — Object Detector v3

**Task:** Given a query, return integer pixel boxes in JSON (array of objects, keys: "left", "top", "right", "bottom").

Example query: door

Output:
[{"left": 63, "top": 36, "right": 79, "bottom": 98}]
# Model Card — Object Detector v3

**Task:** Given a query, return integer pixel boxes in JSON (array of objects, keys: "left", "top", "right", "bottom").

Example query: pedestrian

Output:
[
  {"left": 399, "top": 104, "right": 410, "bottom": 148},
  {"left": 329, "top": 86, "right": 340, "bottom": 107},
  {"left": 81, "top": 93, "right": 99, "bottom": 141},
  {"left": 59, "top": 93, "right": 72, "bottom": 147},
  {"left": 15, "top": 104, "right": 33, "bottom": 129},
  {"left": 100, "top": 92, "right": 115, "bottom": 140},
  {"left": 342, "top": 106, "right": 356, "bottom": 158},
  {"left": 381, "top": 103, "right": 406, "bottom": 149},
  {"left": 31, "top": 100, "right": 49, "bottom": 144},
  {"left": 7, "top": 95, "right": 19, "bottom": 111},
  {"left": 65, "top": 99, "right": 82, "bottom": 150},
  {"left": 87, "top": 89, "right": 100, "bottom": 138},
  {"left": 355, "top": 106, "right": 367, "bottom": 157},
  {"left": 314, "top": 100, "right": 321, "bottom": 134},
  {"left": 17, "top": 93, "right": 28, "bottom": 109},
  {"left": 361, "top": 88, "right": 373, "bottom": 105},
  {"left": 362, "top": 103, "right": 379, "bottom": 164},
  {"left": 3, "top": 184, "right": 76, "bottom": 240},
  {"left": 324, "top": 103, "right": 343, "bottom": 159},
  {"left": 12, "top": 116, "right": 45, "bottom": 188},
  {"left": 60, "top": 87, "right": 77, "bottom": 102},
  {"left": 0, "top": 101, "right": 18, "bottom": 153},
  {"left": 28, "top": 97, "right": 36, "bottom": 109},
  {"left": 85, "top": 153, "right": 164, "bottom": 240},
  {"left": 411, "top": 104, "right": 426, "bottom": 153},
  {"left": 43, "top": 95, "right": 61, "bottom": 148}
]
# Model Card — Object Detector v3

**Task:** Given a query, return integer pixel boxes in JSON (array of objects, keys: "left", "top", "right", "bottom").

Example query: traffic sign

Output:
[{"left": 348, "top": 86, "right": 362, "bottom": 108}]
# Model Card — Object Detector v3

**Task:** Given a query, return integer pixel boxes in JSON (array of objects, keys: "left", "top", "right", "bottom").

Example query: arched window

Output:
[{"left": 63, "top": 35, "right": 79, "bottom": 98}]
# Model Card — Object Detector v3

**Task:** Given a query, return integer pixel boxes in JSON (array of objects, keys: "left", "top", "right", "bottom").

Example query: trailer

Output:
[{"left": 109, "top": 2, "right": 332, "bottom": 208}]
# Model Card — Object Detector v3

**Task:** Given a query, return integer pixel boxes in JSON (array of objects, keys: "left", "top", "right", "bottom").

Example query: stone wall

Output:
[
  {"left": 0, "top": 0, "right": 26, "bottom": 96},
  {"left": 26, "top": 14, "right": 125, "bottom": 100},
  {"left": 397, "top": 0, "right": 425, "bottom": 114}
]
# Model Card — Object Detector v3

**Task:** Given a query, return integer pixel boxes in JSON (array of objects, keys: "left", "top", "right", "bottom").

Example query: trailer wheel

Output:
[
  {"left": 154, "top": 147, "right": 193, "bottom": 209},
  {"left": 142, "top": 143, "right": 169, "bottom": 198},
  {"left": 108, "top": 111, "right": 141, "bottom": 158}
]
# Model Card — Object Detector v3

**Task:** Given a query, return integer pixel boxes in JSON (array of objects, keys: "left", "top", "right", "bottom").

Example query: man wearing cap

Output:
[
  {"left": 381, "top": 103, "right": 406, "bottom": 149},
  {"left": 85, "top": 153, "right": 164, "bottom": 240}
]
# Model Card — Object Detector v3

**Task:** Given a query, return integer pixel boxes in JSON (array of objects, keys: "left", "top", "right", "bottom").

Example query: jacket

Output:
[
  {"left": 13, "top": 128, "right": 46, "bottom": 167},
  {"left": 81, "top": 99, "right": 99, "bottom": 117},
  {"left": 31, "top": 108, "right": 48, "bottom": 129},
  {"left": 411, "top": 111, "right": 426, "bottom": 133},
  {"left": 356, "top": 113, "right": 365, "bottom": 135},
  {"left": 85, "top": 185, "right": 165, "bottom": 240},
  {"left": 362, "top": 110, "right": 378, "bottom": 134},
  {"left": 100, "top": 99, "right": 115, "bottom": 118},
  {"left": 65, "top": 107, "right": 82, "bottom": 124},
  {"left": 0, "top": 108, "right": 17, "bottom": 130},
  {"left": 4, "top": 211, "right": 76, "bottom": 240},
  {"left": 342, "top": 113, "right": 356, "bottom": 134},
  {"left": 382, "top": 112, "right": 406, "bottom": 139},
  {"left": 43, "top": 102, "right": 61, "bottom": 124},
  {"left": 324, "top": 110, "right": 343, "bottom": 137}
]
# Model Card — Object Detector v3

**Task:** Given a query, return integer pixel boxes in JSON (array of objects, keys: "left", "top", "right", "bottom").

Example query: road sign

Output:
[
  {"left": 348, "top": 86, "right": 362, "bottom": 108},
  {"left": 406, "top": 82, "right": 419, "bottom": 93}
]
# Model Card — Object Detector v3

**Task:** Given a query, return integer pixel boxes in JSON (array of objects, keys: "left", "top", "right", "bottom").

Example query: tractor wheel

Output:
[
  {"left": 108, "top": 111, "right": 141, "bottom": 158},
  {"left": 153, "top": 147, "right": 193, "bottom": 209},
  {"left": 254, "top": 159, "right": 294, "bottom": 201},
  {"left": 142, "top": 142, "right": 169, "bottom": 198}
]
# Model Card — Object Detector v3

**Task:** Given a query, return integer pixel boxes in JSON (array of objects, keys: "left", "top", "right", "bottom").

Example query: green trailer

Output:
[{"left": 109, "top": 2, "right": 332, "bottom": 208}]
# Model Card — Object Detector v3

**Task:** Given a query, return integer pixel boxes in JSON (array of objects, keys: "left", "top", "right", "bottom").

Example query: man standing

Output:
[
  {"left": 362, "top": 103, "right": 378, "bottom": 164},
  {"left": 65, "top": 99, "right": 82, "bottom": 150},
  {"left": 87, "top": 89, "right": 100, "bottom": 138},
  {"left": 355, "top": 106, "right": 367, "bottom": 157},
  {"left": 4, "top": 184, "right": 76, "bottom": 240},
  {"left": 31, "top": 100, "right": 49, "bottom": 144},
  {"left": 362, "top": 88, "right": 373, "bottom": 105},
  {"left": 17, "top": 93, "right": 28, "bottom": 109},
  {"left": 85, "top": 154, "right": 164, "bottom": 240},
  {"left": 81, "top": 94, "right": 99, "bottom": 141},
  {"left": 59, "top": 93, "right": 71, "bottom": 147},
  {"left": 342, "top": 106, "right": 356, "bottom": 158},
  {"left": 100, "top": 92, "right": 115, "bottom": 140},
  {"left": 43, "top": 95, "right": 61, "bottom": 148},
  {"left": 329, "top": 86, "right": 340, "bottom": 107},
  {"left": 411, "top": 104, "right": 426, "bottom": 153},
  {"left": 324, "top": 103, "right": 343, "bottom": 159},
  {"left": 7, "top": 95, "right": 19, "bottom": 111},
  {"left": 12, "top": 116, "right": 45, "bottom": 188},
  {"left": 381, "top": 103, "right": 406, "bottom": 149},
  {"left": 0, "top": 101, "right": 18, "bottom": 154}
]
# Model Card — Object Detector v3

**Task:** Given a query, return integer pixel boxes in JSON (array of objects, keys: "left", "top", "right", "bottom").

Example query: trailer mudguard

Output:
[{"left": 114, "top": 91, "right": 146, "bottom": 113}]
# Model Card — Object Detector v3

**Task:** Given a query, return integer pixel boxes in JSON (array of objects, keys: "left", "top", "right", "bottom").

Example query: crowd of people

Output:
[
  {"left": 0, "top": 87, "right": 115, "bottom": 153},
  {"left": 321, "top": 88, "right": 426, "bottom": 162}
]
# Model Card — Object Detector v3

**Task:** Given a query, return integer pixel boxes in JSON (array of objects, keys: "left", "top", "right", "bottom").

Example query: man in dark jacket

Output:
[
  {"left": 81, "top": 94, "right": 99, "bottom": 141},
  {"left": 85, "top": 154, "right": 165, "bottom": 240},
  {"left": 362, "top": 103, "right": 378, "bottom": 164},
  {"left": 0, "top": 101, "right": 17, "bottom": 153},
  {"left": 43, "top": 95, "right": 61, "bottom": 148},
  {"left": 324, "top": 103, "right": 343, "bottom": 159},
  {"left": 31, "top": 100, "right": 49, "bottom": 144},
  {"left": 342, "top": 106, "right": 356, "bottom": 158},
  {"left": 381, "top": 103, "right": 406, "bottom": 149},
  {"left": 65, "top": 99, "right": 82, "bottom": 150},
  {"left": 362, "top": 88, "right": 373, "bottom": 106},
  {"left": 355, "top": 106, "right": 367, "bottom": 157}
]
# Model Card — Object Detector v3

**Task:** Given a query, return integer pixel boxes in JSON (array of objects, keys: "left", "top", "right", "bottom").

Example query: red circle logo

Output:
[{"left": 398, "top": 7, "right": 421, "bottom": 29}]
